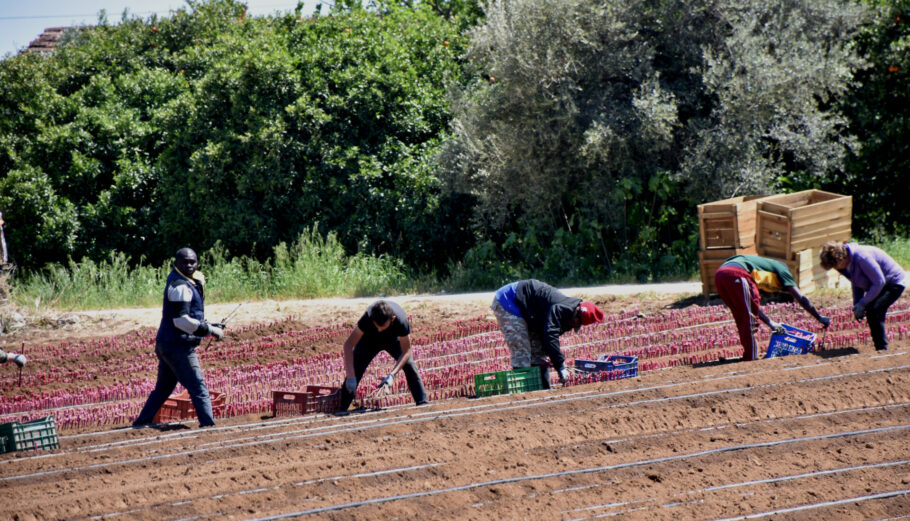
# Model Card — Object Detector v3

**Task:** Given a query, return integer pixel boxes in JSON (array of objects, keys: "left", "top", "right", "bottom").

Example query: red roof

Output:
[{"left": 25, "top": 27, "right": 67, "bottom": 54}]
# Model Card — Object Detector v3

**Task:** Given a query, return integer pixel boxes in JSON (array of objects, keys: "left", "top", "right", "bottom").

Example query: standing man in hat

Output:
[
  {"left": 491, "top": 279, "right": 605, "bottom": 388},
  {"left": 133, "top": 248, "right": 224, "bottom": 428}
]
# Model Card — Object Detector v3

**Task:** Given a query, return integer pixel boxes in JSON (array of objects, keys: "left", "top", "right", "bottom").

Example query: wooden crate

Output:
[
  {"left": 698, "top": 246, "right": 757, "bottom": 295},
  {"left": 756, "top": 190, "right": 851, "bottom": 260},
  {"left": 793, "top": 247, "right": 847, "bottom": 293},
  {"left": 698, "top": 195, "right": 769, "bottom": 250},
  {"left": 701, "top": 247, "right": 845, "bottom": 296}
]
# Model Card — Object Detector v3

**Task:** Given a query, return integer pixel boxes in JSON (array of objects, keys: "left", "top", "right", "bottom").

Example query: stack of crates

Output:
[
  {"left": 0, "top": 416, "right": 58, "bottom": 454},
  {"left": 697, "top": 195, "right": 767, "bottom": 295},
  {"left": 755, "top": 190, "right": 851, "bottom": 293},
  {"left": 474, "top": 366, "right": 542, "bottom": 397},
  {"left": 698, "top": 190, "right": 851, "bottom": 296}
]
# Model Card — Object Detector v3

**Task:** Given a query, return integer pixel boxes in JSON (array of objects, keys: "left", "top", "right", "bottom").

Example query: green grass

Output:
[
  {"left": 10, "top": 232, "right": 910, "bottom": 312},
  {"left": 10, "top": 229, "right": 412, "bottom": 311},
  {"left": 873, "top": 236, "right": 910, "bottom": 269}
]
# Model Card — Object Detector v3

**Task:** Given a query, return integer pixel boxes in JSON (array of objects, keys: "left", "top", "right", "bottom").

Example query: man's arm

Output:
[
  {"left": 390, "top": 335, "right": 414, "bottom": 375},
  {"left": 541, "top": 308, "right": 567, "bottom": 370},
  {"left": 786, "top": 286, "right": 829, "bottom": 327},
  {"left": 342, "top": 327, "right": 364, "bottom": 380}
]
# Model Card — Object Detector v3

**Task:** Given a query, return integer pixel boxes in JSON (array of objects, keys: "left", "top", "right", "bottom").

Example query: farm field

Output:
[{"left": 2, "top": 289, "right": 910, "bottom": 520}]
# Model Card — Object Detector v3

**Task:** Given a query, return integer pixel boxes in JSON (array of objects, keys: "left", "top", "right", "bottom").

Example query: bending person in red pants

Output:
[{"left": 714, "top": 255, "right": 830, "bottom": 361}]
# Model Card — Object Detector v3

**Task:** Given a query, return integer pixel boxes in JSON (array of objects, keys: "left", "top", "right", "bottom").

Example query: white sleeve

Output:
[{"left": 168, "top": 284, "right": 202, "bottom": 334}]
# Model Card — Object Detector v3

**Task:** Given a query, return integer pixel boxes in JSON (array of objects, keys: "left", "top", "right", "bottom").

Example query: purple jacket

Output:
[{"left": 838, "top": 243, "right": 908, "bottom": 307}]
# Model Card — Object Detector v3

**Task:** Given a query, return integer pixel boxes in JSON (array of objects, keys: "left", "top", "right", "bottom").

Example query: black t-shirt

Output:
[{"left": 356, "top": 301, "right": 410, "bottom": 345}]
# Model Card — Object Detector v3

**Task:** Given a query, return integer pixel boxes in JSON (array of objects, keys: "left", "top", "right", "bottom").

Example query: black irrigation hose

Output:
[
  {"left": 709, "top": 489, "right": 910, "bottom": 521},
  {"left": 85, "top": 401, "right": 910, "bottom": 521},
  {"left": 561, "top": 458, "right": 910, "bottom": 519},
  {"left": 5, "top": 357, "right": 910, "bottom": 481},
  {"left": 238, "top": 423, "right": 910, "bottom": 520}
]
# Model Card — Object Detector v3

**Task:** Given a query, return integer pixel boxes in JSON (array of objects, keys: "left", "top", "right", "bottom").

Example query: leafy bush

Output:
[
  {"left": 0, "top": 0, "right": 473, "bottom": 271},
  {"left": 439, "top": 0, "right": 868, "bottom": 281}
]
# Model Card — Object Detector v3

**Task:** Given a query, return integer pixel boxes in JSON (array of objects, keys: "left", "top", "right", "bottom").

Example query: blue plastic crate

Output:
[
  {"left": 573, "top": 355, "right": 638, "bottom": 379},
  {"left": 765, "top": 324, "right": 817, "bottom": 358}
]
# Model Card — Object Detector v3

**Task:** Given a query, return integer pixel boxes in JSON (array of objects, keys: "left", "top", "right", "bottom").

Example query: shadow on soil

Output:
[{"left": 812, "top": 347, "right": 860, "bottom": 358}]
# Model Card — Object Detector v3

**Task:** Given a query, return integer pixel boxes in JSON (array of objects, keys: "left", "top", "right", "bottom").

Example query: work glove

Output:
[
  {"left": 378, "top": 373, "right": 395, "bottom": 390},
  {"left": 768, "top": 321, "right": 786, "bottom": 336},
  {"left": 210, "top": 322, "right": 226, "bottom": 329},
  {"left": 556, "top": 366, "right": 571, "bottom": 384},
  {"left": 0, "top": 349, "right": 6, "bottom": 364},
  {"left": 853, "top": 302, "right": 866, "bottom": 321},
  {"left": 207, "top": 323, "right": 224, "bottom": 340},
  {"left": 344, "top": 377, "right": 358, "bottom": 393},
  {"left": 818, "top": 316, "right": 831, "bottom": 329},
  {"left": 10, "top": 353, "right": 26, "bottom": 368}
]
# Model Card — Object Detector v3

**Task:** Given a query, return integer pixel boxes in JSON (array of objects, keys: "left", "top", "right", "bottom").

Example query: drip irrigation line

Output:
[
  {"left": 7, "top": 353, "right": 909, "bottom": 472},
  {"left": 235, "top": 423, "right": 910, "bottom": 520},
  {"left": 97, "top": 402, "right": 910, "bottom": 521},
  {"left": 708, "top": 488, "right": 910, "bottom": 521},
  {"left": 562, "top": 457, "right": 910, "bottom": 518},
  {"left": 91, "top": 463, "right": 448, "bottom": 520},
  {"left": 596, "top": 361, "right": 910, "bottom": 411}
]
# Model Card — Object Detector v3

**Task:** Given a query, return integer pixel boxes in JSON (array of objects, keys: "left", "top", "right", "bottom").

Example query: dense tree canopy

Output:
[
  {"left": 439, "top": 0, "right": 869, "bottom": 281},
  {"left": 0, "top": 0, "right": 907, "bottom": 287},
  {"left": 0, "top": 0, "right": 473, "bottom": 269}
]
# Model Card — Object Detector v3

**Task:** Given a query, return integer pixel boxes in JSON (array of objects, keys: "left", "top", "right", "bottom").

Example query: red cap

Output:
[{"left": 579, "top": 301, "right": 604, "bottom": 326}]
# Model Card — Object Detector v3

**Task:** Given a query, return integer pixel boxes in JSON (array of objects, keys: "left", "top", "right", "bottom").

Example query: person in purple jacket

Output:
[{"left": 820, "top": 241, "right": 908, "bottom": 351}]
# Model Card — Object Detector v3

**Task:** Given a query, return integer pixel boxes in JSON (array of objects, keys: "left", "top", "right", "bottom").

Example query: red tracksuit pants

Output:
[{"left": 715, "top": 265, "right": 762, "bottom": 361}]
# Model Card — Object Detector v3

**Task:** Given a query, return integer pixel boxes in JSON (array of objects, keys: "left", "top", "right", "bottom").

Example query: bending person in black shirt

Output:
[{"left": 338, "top": 300, "right": 428, "bottom": 412}]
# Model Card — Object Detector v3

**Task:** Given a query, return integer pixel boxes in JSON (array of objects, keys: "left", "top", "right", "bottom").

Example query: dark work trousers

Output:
[
  {"left": 865, "top": 283, "right": 905, "bottom": 351},
  {"left": 134, "top": 342, "right": 215, "bottom": 426},
  {"left": 338, "top": 339, "right": 428, "bottom": 411},
  {"left": 715, "top": 265, "right": 762, "bottom": 361}
]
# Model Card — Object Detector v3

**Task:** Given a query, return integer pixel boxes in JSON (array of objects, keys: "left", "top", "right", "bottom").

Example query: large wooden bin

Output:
[
  {"left": 698, "top": 195, "right": 769, "bottom": 250},
  {"left": 756, "top": 190, "right": 851, "bottom": 260},
  {"left": 698, "top": 246, "right": 757, "bottom": 295}
]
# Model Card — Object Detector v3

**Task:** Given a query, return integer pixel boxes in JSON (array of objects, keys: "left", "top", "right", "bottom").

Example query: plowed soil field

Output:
[{"left": 2, "top": 288, "right": 910, "bottom": 521}]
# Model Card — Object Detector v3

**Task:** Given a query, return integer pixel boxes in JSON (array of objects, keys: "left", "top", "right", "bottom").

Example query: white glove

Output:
[
  {"left": 344, "top": 377, "right": 358, "bottom": 393},
  {"left": 207, "top": 324, "right": 224, "bottom": 340},
  {"left": 768, "top": 321, "right": 786, "bottom": 335},
  {"left": 557, "top": 367, "right": 570, "bottom": 384},
  {"left": 378, "top": 374, "right": 394, "bottom": 389},
  {"left": 11, "top": 353, "right": 26, "bottom": 367}
]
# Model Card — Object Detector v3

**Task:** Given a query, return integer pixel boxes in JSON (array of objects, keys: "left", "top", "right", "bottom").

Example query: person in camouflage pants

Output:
[{"left": 491, "top": 280, "right": 604, "bottom": 389}]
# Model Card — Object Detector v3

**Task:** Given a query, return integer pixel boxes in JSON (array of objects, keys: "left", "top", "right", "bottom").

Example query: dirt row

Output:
[{"left": 3, "top": 341, "right": 909, "bottom": 521}]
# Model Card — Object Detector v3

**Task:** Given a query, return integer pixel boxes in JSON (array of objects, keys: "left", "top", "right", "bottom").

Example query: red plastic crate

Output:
[
  {"left": 153, "top": 391, "right": 225, "bottom": 423},
  {"left": 272, "top": 386, "right": 340, "bottom": 417}
]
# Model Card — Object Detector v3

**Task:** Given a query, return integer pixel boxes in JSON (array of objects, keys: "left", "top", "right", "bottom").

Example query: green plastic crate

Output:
[
  {"left": 474, "top": 370, "right": 509, "bottom": 397},
  {"left": 506, "top": 366, "right": 543, "bottom": 393},
  {"left": 474, "top": 366, "right": 542, "bottom": 397},
  {"left": 0, "top": 416, "right": 59, "bottom": 454}
]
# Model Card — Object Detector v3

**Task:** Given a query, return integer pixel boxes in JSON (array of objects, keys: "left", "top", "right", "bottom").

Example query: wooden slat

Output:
[
  {"left": 791, "top": 219, "right": 852, "bottom": 241},
  {"left": 789, "top": 199, "right": 852, "bottom": 221},
  {"left": 790, "top": 226, "right": 851, "bottom": 252}
]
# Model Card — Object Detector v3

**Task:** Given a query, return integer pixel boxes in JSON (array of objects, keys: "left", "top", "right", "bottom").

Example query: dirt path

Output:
[{"left": 0, "top": 281, "right": 705, "bottom": 346}]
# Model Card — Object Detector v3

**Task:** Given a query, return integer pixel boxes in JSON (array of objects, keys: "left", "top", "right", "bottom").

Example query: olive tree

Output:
[{"left": 440, "top": 0, "right": 868, "bottom": 279}]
